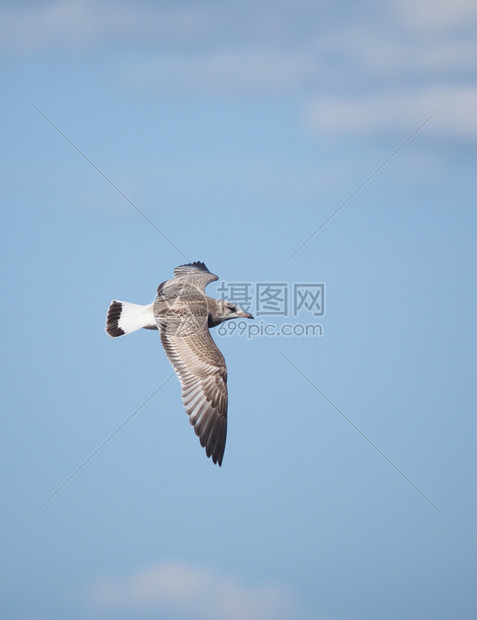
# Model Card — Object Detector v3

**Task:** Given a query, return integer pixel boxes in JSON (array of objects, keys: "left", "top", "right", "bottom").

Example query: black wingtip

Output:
[
  {"left": 210, "top": 450, "right": 223, "bottom": 466},
  {"left": 191, "top": 416, "right": 225, "bottom": 466},
  {"left": 177, "top": 261, "right": 210, "bottom": 273}
]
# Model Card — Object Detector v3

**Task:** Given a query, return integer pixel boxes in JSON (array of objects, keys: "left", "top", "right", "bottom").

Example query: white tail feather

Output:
[{"left": 106, "top": 301, "right": 157, "bottom": 337}]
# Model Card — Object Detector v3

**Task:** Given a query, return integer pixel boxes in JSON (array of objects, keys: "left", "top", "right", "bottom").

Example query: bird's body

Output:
[{"left": 106, "top": 261, "right": 253, "bottom": 465}]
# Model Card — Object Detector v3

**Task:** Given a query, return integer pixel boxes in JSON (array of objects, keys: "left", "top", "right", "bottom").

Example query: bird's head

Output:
[{"left": 220, "top": 300, "right": 254, "bottom": 321}]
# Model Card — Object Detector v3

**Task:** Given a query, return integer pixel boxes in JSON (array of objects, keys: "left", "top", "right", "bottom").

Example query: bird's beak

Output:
[{"left": 239, "top": 312, "right": 254, "bottom": 319}]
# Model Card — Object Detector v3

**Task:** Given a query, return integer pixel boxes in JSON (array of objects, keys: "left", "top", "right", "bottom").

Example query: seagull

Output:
[{"left": 105, "top": 261, "right": 253, "bottom": 465}]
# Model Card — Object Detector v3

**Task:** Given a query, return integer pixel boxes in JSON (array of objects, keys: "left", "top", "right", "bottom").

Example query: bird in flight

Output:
[{"left": 105, "top": 261, "right": 253, "bottom": 465}]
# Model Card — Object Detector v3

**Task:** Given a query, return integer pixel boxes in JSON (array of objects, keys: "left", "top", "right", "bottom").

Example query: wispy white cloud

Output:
[
  {"left": 91, "top": 560, "right": 317, "bottom": 620},
  {"left": 0, "top": 0, "right": 212, "bottom": 55},
  {"left": 307, "top": 86, "right": 477, "bottom": 141},
  {"left": 387, "top": 0, "right": 477, "bottom": 33},
  {"left": 3, "top": 0, "right": 477, "bottom": 63},
  {"left": 120, "top": 48, "right": 322, "bottom": 97},
  {"left": 3, "top": 1, "right": 476, "bottom": 141}
]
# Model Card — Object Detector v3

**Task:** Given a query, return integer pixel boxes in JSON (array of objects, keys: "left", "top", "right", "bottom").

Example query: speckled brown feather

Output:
[{"left": 154, "top": 264, "right": 228, "bottom": 465}]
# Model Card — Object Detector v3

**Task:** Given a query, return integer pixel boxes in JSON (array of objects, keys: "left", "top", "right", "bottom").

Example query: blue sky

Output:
[{"left": 2, "top": 1, "right": 477, "bottom": 618}]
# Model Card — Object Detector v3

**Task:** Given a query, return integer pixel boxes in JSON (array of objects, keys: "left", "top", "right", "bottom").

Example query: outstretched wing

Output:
[
  {"left": 159, "top": 316, "right": 228, "bottom": 465},
  {"left": 172, "top": 261, "right": 219, "bottom": 292}
]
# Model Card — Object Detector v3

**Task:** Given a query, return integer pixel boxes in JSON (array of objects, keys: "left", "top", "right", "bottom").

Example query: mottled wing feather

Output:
[
  {"left": 173, "top": 261, "right": 219, "bottom": 292},
  {"left": 159, "top": 319, "right": 228, "bottom": 465}
]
